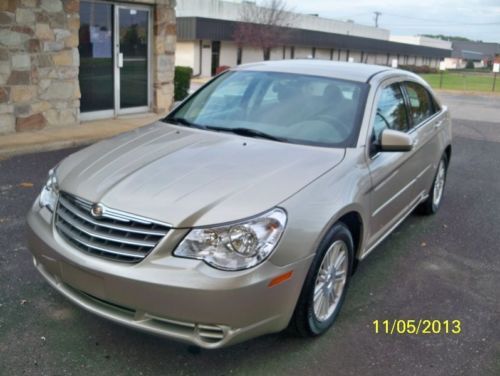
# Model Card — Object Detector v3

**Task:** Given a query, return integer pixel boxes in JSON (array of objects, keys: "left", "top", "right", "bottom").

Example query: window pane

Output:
[
  {"left": 79, "top": 1, "right": 114, "bottom": 113},
  {"left": 405, "top": 82, "right": 434, "bottom": 126},
  {"left": 373, "top": 84, "right": 408, "bottom": 142},
  {"left": 119, "top": 8, "right": 149, "bottom": 109}
]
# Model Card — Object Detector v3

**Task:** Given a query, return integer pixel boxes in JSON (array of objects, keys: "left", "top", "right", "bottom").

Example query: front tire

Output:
[
  {"left": 291, "top": 223, "right": 354, "bottom": 337},
  {"left": 418, "top": 154, "right": 448, "bottom": 215}
]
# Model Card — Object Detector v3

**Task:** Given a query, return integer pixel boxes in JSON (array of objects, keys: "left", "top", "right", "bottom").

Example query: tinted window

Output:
[
  {"left": 167, "top": 71, "right": 367, "bottom": 147},
  {"left": 79, "top": 1, "right": 113, "bottom": 112},
  {"left": 373, "top": 84, "right": 408, "bottom": 145},
  {"left": 404, "top": 82, "right": 435, "bottom": 126}
]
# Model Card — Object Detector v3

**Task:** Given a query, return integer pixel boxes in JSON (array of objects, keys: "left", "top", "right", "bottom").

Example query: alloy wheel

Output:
[{"left": 313, "top": 240, "right": 349, "bottom": 322}]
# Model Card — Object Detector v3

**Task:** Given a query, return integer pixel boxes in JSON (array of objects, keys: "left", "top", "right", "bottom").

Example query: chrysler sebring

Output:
[{"left": 27, "top": 60, "right": 452, "bottom": 348}]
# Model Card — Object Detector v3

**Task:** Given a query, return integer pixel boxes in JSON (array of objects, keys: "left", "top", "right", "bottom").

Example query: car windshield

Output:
[{"left": 164, "top": 70, "right": 367, "bottom": 147}]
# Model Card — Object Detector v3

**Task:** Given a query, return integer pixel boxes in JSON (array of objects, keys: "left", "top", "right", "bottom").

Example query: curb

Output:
[
  {"left": 0, "top": 138, "right": 98, "bottom": 159},
  {"left": 0, "top": 114, "right": 162, "bottom": 159}
]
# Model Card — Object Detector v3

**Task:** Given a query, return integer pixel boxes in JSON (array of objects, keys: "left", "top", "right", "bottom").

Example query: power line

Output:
[
  {"left": 364, "top": 12, "right": 500, "bottom": 26},
  {"left": 305, "top": 9, "right": 499, "bottom": 26},
  {"left": 386, "top": 24, "right": 500, "bottom": 28},
  {"left": 382, "top": 21, "right": 500, "bottom": 26},
  {"left": 382, "top": 12, "right": 452, "bottom": 23}
]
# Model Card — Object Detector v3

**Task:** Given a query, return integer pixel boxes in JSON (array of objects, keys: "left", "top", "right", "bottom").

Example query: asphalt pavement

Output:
[{"left": 0, "top": 93, "right": 499, "bottom": 376}]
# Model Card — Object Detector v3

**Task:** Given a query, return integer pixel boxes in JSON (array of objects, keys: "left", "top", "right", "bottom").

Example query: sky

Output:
[{"left": 283, "top": 0, "right": 500, "bottom": 42}]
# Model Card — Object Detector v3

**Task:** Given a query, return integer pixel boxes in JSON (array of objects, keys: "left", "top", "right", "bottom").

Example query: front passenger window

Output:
[
  {"left": 371, "top": 84, "right": 408, "bottom": 153},
  {"left": 404, "top": 82, "right": 434, "bottom": 126}
]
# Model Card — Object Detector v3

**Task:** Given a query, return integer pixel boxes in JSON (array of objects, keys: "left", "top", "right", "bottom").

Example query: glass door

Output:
[
  {"left": 116, "top": 6, "right": 150, "bottom": 114},
  {"left": 79, "top": 1, "right": 114, "bottom": 119}
]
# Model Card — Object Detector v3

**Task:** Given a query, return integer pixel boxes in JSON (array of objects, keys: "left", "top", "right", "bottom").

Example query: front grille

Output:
[{"left": 55, "top": 192, "right": 169, "bottom": 263}]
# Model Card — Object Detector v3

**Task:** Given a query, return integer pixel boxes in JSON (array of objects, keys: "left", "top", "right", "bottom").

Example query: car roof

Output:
[{"left": 233, "top": 59, "right": 402, "bottom": 83}]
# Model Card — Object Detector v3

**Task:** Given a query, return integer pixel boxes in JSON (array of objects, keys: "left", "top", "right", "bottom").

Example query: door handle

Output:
[
  {"left": 118, "top": 52, "right": 123, "bottom": 68},
  {"left": 434, "top": 120, "right": 444, "bottom": 129}
]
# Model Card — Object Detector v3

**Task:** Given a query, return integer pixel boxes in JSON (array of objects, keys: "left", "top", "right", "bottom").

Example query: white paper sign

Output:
[
  {"left": 391, "top": 59, "right": 398, "bottom": 68},
  {"left": 494, "top": 63, "right": 500, "bottom": 73},
  {"left": 439, "top": 61, "right": 446, "bottom": 71}
]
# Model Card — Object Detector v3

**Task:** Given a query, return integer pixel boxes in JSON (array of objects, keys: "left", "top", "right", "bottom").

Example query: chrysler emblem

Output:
[{"left": 91, "top": 204, "right": 104, "bottom": 218}]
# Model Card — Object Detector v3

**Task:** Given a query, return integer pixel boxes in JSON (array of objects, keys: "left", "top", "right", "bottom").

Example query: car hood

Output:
[{"left": 57, "top": 122, "right": 345, "bottom": 227}]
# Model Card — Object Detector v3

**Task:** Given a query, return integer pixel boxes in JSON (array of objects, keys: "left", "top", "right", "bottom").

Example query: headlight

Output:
[
  {"left": 39, "top": 167, "right": 59, "bottom": 212},
  {"left": 174, "top": 208, "right": 287, "bottom": 271}
]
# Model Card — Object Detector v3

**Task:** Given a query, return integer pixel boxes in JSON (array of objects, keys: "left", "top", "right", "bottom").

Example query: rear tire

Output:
[
  {"left": 418, "top": 153, "right": 448, "bottom": 215},
  {"left": 291, "top": 223, "right": 354, "bottom": 337}
]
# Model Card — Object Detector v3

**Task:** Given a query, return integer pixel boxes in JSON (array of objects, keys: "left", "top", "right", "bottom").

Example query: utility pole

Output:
[{"left": 374, "top": 11, "right": 382, "bottom": 28}]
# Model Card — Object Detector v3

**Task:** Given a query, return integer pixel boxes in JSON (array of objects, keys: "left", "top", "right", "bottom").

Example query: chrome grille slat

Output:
[
  {"left": 58, "top": 196, "right": 167, "bottom": 236},
  {"left": 56, "top": 221, "right": 147, "bottom": 260},
  {"left": 198, "top": 331, "right": 225, "bottom": 339},
  {"left": 55, "top": 192, "right": 169, "bottom": 263},
  {"left": 57, "top": 209, "right": 157, "bottom": 248},
  {"left": 73, "top": 196, "right": 92, "bottom": 210}
]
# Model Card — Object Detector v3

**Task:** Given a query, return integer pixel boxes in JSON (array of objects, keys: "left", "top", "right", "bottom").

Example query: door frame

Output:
[
  {"left": 114, "top": 3, "right": 152, "bottom": 115},
  {"left": 80, "top": 1, "right": 152, "bottom": 121}
]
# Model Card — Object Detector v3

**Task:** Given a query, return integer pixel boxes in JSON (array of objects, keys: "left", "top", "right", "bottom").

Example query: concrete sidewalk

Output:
[{"left": 0, "top": 113, "right": 161, "bottom": 158}]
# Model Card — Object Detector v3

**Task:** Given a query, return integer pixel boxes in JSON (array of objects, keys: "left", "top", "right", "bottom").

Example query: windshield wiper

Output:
[
  {"left": 164, "top": 117, "right": 207, "bottom": 129},
  {"left": 165, "top": 120, "right": 286, "bottom": 142},
  {"left": 205, "top": 126, "right": 286, "bottom": 142}
]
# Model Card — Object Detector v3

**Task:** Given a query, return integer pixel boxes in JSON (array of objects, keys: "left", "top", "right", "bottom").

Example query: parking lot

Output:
[{"left": 0, "top": 93, "right": 499, "bottom": 376}]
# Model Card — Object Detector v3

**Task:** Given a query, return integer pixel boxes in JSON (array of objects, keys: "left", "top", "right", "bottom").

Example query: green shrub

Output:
[
  {"left": 174, "top": 66, "right": 193, "bottom": 101},
  {"left": 465, "top": 60, "right": 474, "bottom": 69},
  {"left": 399, "top": 65, "right": 438, "bottom": 74}
]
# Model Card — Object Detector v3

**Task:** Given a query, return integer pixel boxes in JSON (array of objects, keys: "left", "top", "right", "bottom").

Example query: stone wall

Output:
[
  {"left": 0, "top": 0, "right": 80, "bottom": 134},
  {"left": 152, "top": 0, "right": 176, "bottom": 114},
  {"left": 0, "top": 0, "right": 176, "bottom": 135}
]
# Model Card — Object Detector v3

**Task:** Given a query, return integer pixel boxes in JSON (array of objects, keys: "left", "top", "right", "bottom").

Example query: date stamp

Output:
[{"left": 372, "top": 319, "right": 462, "bottom": 335}]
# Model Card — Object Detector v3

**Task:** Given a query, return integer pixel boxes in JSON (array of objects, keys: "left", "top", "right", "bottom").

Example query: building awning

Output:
[{"left": 177, "top": 17, "right": 452, "bottom": 58}]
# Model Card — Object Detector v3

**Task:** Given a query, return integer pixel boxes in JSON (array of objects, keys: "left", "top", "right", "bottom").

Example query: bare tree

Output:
[{"left": 233, "top": 0, "right": 295, "bottom": 61}]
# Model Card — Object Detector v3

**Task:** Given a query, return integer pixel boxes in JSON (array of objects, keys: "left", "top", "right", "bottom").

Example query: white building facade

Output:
[{"left": 175, "top": 0, "right": 451, "bottom": 77}]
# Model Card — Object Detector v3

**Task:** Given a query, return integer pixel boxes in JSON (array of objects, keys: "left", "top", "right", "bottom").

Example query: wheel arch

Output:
[
  {"left": 444, "top": 144, "right": 452, "bottom": 165},
  {"left": 336, "top": 211, "right": 364, "bottom": 273}
]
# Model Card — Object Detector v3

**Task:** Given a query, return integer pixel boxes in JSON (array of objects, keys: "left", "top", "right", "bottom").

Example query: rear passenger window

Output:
[
  {"left": 372, "top": 83, "right": 408, "bottom": 145},
  {"left": 404, "top": 82, "right": 435, "bottom": 126}
]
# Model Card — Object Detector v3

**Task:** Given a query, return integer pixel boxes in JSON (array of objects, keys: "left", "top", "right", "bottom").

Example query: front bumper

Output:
[{"left": 27, "top": 202, "right": 313, "bottom": 348}]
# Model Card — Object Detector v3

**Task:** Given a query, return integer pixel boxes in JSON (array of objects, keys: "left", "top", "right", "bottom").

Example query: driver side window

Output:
[{"left": 371, "top": 83, "right": 409, "bottom": 154}]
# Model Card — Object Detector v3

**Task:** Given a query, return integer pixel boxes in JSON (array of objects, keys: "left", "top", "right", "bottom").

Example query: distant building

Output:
[
  {"left": 389, "top": 36, "right": 452, "bottom": 51},
  {"left": 444, "top": 41, "right": 500, "bottom": 69},
  {"left": 176, "top": 0, "right": 452, "bottom": 77}
]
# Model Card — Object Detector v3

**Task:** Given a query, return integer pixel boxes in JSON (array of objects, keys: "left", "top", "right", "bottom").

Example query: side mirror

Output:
[{"left": 379, "top": 129, "right": 413, "bottom": 152}]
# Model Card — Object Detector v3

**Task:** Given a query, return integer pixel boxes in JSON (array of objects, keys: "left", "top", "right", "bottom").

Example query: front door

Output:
[
  {"left": 366, "top": 81, "right": 420, "bottom": 250},
  {"left": 116, "top": 6, "right": 150, "bottom": 114},
  {"left": 79, "top": 2, "right": 150, "bottom": 120},
  {"left": 211, "top": 41, "right": 221, "bottom": 76}
]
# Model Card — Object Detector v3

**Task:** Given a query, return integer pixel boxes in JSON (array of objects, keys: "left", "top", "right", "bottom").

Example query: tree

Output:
[
  {"left": 420, "top": 34, "right": 473, "bottom": 42},
  {"left": 233, "top": 0, "right": 295, "bottom": 61}
]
